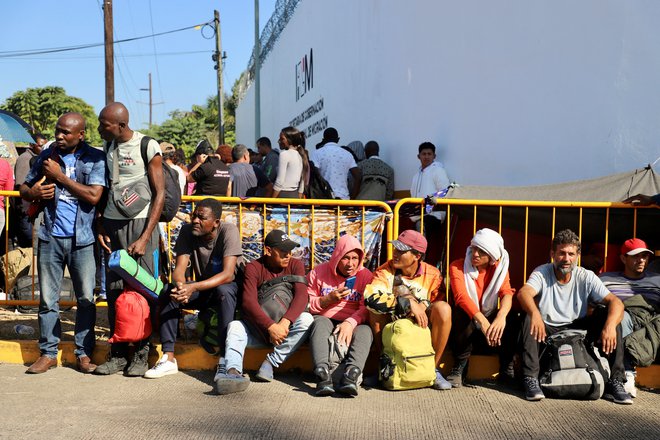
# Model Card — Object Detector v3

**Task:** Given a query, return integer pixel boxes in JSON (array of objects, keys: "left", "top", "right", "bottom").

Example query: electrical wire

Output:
[{"left": 0, "top": 21, "right": 211, "bottom": 58}]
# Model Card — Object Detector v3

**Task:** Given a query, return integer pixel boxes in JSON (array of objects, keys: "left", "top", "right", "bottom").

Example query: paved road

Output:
[{"left": 1, "top": 363, "right": 658, "bottom": 440}]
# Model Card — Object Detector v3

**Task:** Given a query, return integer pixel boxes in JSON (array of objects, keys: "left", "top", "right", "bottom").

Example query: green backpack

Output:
[{"left": 379, "top": 318, "right": 436, "bottom": 390}]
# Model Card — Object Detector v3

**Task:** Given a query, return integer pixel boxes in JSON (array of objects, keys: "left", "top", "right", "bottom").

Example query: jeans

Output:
[
  {"left": 309, "top": 315, "right": 373, "bottom": 372},
  {"left": 37, "top": 238, "right": 96, "bottom": 358},
  {"left": 159, "top": 282, "right": 238, "bottom": 353},
  {"left": 224, "top": 312, "right": 313, "bottom": 374},
  {"left": 521, "top": 307, "right": 625, "bottom": 381}
]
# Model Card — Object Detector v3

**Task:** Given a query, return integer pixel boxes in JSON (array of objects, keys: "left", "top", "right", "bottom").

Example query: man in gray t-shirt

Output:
[
  {"left": 517, "top": 229, "right": 631, "bottom": 404},
  {"left": 144, "top": 198, "right": 243, "bottom": 379}
]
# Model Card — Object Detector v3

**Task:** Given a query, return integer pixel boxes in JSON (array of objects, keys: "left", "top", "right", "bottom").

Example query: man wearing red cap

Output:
[
  {"left": 364, "top": 229, "right": 453, "bottom": 390},
  {"left": 600, "top": 238, "right": 659, "bottom": 397}
]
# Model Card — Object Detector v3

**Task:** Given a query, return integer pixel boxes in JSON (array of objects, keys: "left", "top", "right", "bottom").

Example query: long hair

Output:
[{"left": 281, "top": 126, "right": 309, "bottom": 178}]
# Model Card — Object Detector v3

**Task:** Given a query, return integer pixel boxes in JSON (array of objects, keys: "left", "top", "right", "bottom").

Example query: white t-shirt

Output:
[
  {"left": 526, "top": 264, "right": 610, "bottom": 326},
  {"left": 410, "top": 161, "right": 450, "bottom": 221},
  {"left": 169, "top": 163, "right": 187, "bottom": 194},
  {"left": 104, "top": 131, "right": 161, "bottom": 220},
  {"left": 311, "top": 142, "right": 356, "bottom": 200}
]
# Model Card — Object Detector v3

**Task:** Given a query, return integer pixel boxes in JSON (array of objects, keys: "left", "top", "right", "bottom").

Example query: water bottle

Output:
[{"left": 14, "top": 324, "right": 35, "bottom": 335}]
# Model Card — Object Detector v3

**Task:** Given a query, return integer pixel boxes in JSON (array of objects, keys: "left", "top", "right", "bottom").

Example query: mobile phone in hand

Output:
[{"left": 345, "top": 276, "right": 357, "bottom": 290}]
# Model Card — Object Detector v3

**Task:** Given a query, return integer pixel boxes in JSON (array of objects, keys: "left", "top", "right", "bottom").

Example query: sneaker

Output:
[
  {"left": 144, "top": 355, "right": 178, "bottom": 379},
  {"left": 215, "top": 368, "right": 250, "bottom": 395},
  {"left": 446, "top": 360, "right": 467, "bottom": 388},
  {"left": 126, "top": 344, "right": 150, "bottom": 377},
  {"left": 314, "top": 366, "right": 335, "bottom": 396},
  {"left": 523, "top": 376, "right": 545, "bottom": 401},
  {"left": 433, "top": 369, "right": 452, "bottom": 390},
  {"left": 94, "top": 355, "right": 128, "bottom": 375},
  {"left": 605, "top": 379, "right": 633, "bottom": 405},
  {"left": 624, "top": 370, "right": 637, "bottom": 398},
  {"left": 213, "top": 358, "right": 227, "bottom": 382},
  {"left": 254, "top": 358, "right": 274, "bottom": 382},
  {"left": 337, "top": 365, "right": 361, "bottom": 397}
]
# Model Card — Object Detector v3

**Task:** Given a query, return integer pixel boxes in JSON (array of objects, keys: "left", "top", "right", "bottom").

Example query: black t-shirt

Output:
[{"left": 191, "top": 157, "right": 231, "bottom": 196}]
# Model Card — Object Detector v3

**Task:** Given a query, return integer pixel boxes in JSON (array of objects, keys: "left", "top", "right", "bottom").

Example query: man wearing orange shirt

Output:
[
  {"left": 447, "top": 228, "right": 516, "bottom": 387},
  {"left": 364, "top": 230, "right": 453, "bottom": 390}
]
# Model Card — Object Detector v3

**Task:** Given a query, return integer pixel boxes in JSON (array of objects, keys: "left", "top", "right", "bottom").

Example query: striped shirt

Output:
[{"left": 599, "top": 271, "right": 660, "bottom": 305}]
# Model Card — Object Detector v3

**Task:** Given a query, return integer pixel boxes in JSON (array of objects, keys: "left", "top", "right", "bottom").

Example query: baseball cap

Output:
[
  {"left": 265, "top": 230, "right": 300, "bottom": 252},
  {"left": 160, "top": 142, "right": 175, "bottom": 155},
  {"left": 621, "top": 238, "right": 652, "bottom": 256},
  {"left": 390, "top": 230, "right": 427, "bottom": 254}
]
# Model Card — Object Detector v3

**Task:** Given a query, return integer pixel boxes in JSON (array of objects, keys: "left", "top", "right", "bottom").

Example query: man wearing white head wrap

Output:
[{"left": 446, "top": 228, "right": 515, "bottom": 387}]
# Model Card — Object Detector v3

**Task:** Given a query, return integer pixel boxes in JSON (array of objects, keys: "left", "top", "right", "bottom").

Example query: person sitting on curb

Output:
[
  {"left": 144, "top": 198, "right": 241, "bottom": 379},
  {"left": 517, "top": 229, "right": 631, "bottom": 404},
  {"left": 214, "top": 230, "right": 313, "bottom": 395},
  {"left": 447, "top": 228, "right": 517, "bottom": 387},
  {"left": 599, "top": 238, "right": 660, "bottom": 398},
  {"left": 307, "top": 234, "right": 374, "bottom": 396},
  {"left": 364, "top": 229, "right": 453, "bottom": 390}
]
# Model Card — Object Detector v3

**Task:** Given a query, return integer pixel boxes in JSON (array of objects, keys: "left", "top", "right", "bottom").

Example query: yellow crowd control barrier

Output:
[
  {"left": 0, "top": 192, "right": 393, "bottom": 308},
  {"left": 393, "top": 197, "right": 659, "bottom": 299}
]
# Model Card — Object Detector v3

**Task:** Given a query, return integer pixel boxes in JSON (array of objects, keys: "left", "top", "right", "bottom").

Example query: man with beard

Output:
[
  {"left": 20, "top": 113, "right": 106, "bottom": 374},
  {"left": 144, "top": 198, "right": 241, "bottom": 378},
  {"left": 517, "top": 229, "right": 631, "bottom": 404}
]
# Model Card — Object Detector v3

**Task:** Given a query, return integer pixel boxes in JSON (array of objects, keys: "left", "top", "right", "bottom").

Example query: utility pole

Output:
[
  {"left": 254, "top": 0, "right": 261, "bottom": 139},
  {"left": 103, "top": 0, "right": 114, "bottom": 104},
  {"left": 214, "top": 10, "right": 224, "bottom": 145},
  {"left": 140, "top": 73, "right": 153, "bottom": 128}
]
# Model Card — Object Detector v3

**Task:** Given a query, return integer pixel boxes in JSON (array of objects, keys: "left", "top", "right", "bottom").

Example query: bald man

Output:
[
  {"left": 20, "top": 112, "right": 107, "bottom": 374},
  {"left": 95, "top": 102, "right": 165, "bottom": 377}
]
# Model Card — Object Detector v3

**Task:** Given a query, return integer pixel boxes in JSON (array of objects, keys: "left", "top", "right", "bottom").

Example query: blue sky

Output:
[{"left": 0, "top": 0, "right": 276, "bottom": 130}]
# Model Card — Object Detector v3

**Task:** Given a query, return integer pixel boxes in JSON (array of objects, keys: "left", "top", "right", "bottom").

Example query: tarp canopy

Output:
[
  {"left": 445, "top": 166, "right": 660, "bottom": 202},
  {"left": 435, "top": 166, "right": 659, "bottom": 261}
]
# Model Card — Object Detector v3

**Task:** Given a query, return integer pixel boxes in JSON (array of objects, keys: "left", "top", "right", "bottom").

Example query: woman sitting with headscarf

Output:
[{"left": 447, "top": 228, "right": 516, "bottom": 387}]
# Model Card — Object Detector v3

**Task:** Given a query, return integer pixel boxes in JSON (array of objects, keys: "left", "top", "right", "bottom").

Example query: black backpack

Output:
[
  {"left": 305, "top": 161, "right": 335, "bottom": 199},
  {"left": 539, "top": 329, "right": 611, "bottom": 400},
  {"left": 139, "top": 136, "right": 182, "bottom": 222}
]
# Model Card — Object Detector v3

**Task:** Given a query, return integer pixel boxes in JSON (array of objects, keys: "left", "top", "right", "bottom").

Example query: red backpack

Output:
[{"left": 108, "top": 289, "right": 152, "bottom": 343}]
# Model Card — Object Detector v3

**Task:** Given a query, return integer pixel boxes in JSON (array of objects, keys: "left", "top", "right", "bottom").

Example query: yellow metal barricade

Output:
[
  {"left": 0, "top": 192, "right": 393, "bottom": 308},
  {"left": 394, "top": 197, "right": 659, "bottom": 300}
]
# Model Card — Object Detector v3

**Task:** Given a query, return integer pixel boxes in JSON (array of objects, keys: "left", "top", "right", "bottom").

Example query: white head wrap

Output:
[{"left": 463, "top": 228, "right": 509, "bottom": 316}]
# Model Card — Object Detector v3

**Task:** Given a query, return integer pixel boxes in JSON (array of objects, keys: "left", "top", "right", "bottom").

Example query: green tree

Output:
[
  {"left": 1, "top": 86, "right": 102, "bottom": 146},
  {"left": 152, "top": 110, "right": 208, "bottom": 158}
]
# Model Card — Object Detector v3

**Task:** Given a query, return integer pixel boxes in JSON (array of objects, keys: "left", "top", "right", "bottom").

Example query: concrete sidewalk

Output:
[{"left": 1, "top": 363, "right": 658, "bottom": 440}]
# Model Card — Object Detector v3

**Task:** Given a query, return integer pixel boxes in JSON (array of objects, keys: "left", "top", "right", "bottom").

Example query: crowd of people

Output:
[{"left": 5, "top": 103, "right": 658, "bottom": 408}]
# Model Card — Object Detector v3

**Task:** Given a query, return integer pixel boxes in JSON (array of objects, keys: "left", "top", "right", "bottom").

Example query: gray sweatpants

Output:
[
  {"left": 309, "top": 315, "right": 373, "bottom": 372},
  {"left": 103, "top": 217, "right": 160, "bottom": 352}
]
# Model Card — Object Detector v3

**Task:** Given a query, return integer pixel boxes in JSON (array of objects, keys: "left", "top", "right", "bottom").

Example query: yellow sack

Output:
[{"left": 380, "top": 318, "right": 436, "bottom": 390}]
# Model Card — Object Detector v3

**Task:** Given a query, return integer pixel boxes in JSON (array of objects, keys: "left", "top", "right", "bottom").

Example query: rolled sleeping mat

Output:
[{"left": 108, "top": 249, "right": 163, "bottom": 301}]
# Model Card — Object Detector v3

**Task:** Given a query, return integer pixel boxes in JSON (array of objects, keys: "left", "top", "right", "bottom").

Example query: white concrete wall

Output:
[{"left": 236, "top": 0, "right": 660, "bottom": 192}]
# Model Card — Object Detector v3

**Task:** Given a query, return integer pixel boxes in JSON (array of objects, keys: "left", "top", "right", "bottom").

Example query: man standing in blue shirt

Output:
[{"left": 20, "top": 112, "right": 107, "bottom": 374}]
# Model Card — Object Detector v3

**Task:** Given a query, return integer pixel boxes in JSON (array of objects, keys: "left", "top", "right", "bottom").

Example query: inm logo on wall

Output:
[{"left": 295, "top": 48, "right": 313, "bottom": 101}]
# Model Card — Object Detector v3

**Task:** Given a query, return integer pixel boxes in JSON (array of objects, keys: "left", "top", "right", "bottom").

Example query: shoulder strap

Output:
[
  {"left": 260, "top": 274, "right": 308, "bottom": 291},
  {"left": 140, "top": 135, "right": 153, "bottom": 172}
]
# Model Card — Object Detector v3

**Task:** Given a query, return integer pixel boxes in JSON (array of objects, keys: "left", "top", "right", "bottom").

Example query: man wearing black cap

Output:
[
  {"left": 214, "top": 230, "right": 313, "bottom": 394},
  {"left": 311, "top": 127, "right": 361, "bottom": 199},
  {"left": 187, "top": 140, "right": 232, "bottom": 197}
]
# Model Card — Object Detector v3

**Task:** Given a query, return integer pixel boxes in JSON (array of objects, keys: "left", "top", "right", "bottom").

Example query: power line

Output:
[
  {"left": 0, "top": 21, "right": 211, "bottom": 58},
  {"left": 148, "top": 0, "right": 165, "bottom": 114},
  {"left": 0, "top": 50, "right": 210, "bottom": 61}
]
